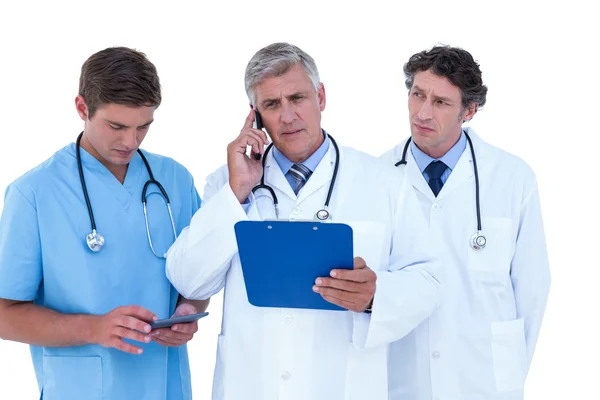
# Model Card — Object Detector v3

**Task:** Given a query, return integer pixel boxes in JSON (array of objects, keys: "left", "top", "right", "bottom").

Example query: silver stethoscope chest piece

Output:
[
  {"left": 470, "top": 231, "right": 487, "bottom": 251},
  {"left": 86, "top": 229, "right": 105, "bottom": 252},
  {"left": 315, "top": 208, "right": 331, "bottom": 221}
]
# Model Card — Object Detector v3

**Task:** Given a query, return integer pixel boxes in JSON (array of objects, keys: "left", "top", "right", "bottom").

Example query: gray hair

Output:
[{"left": 244, "top": 42, "right": 321, "bottom": 105}]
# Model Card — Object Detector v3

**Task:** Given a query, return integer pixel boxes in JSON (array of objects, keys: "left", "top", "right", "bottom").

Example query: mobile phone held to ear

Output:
[
  {"left": 251, "top": 108, "right": 265, "bottom": 160},
  {"left": 149, "top": 311, "right": 209, "bottom": 330},
  {"left": 253, "top": 109, "right": 264, "bottom": 130}
]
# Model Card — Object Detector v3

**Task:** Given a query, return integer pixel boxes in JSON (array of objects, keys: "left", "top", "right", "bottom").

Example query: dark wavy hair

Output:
[
  {"left": 404, "top": 45, "right": 487, "bottom": 112},
  {"left": 79, "top": 47, "right": 161, "bottom": 118}
]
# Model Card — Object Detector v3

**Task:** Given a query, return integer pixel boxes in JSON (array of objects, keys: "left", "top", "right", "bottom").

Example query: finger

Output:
[
  {"left": 114, "top": 326, "right": 151, "bottom": 344},
  {"left": 328, "top": 268, "right": 375, "bottom": 283},
  {"left": 171, "top": 322, "right": 198, "bottom": 334},
  {"left": 314, "top": 286, "right": 361, "bottom": 304},
  {"left": 110, "top": 337, "right": 144, "bottom": 355},
  {"left": 243, "top": 109, "right": 255, "bottom": 130},
  {"left": 314, "top": 277, "right": 363, "bottom": 293},
  {"left": 115, "top": 315, "right": 152, "bottom": 333},
  {"left": 151, "top": 337, "right": 178, "bottom": 347},
  {"left": 118, "top": 305, "right": 157, "bottom": 324},
  {"left": 151, "top": 333, "right": 183, "bottom": 346},
  {"left": 319, "top": 293, "right": 360, "bottom": 312},
  {"left": 354, "top": 257, "right": 367, "bottom": 269},
  {"left": 244, "top": 129, "right": 269, "bottom": 154},
  {"left": 151, "top": 329, "right": 193, "bottom": 344},
  {"left": 249, "top": 126, "right": 269, "bottom": 146},
  {"left": 235, "top": 132, "right": 265, "bottom": 157}
]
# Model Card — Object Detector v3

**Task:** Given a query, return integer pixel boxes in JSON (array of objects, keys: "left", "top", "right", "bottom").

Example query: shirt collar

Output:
[
  {"left": 410, "top": 130, "right": 467, "bottom": 173},
  {"left": 272, "top": 130, "right": 330, "bottom": 174}
]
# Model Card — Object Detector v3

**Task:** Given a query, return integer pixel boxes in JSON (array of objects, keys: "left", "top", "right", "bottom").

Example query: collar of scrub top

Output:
[
  {"left": 271, "top": 130, "right": 331, "bottom": 190},
  {"left": 410, "top": 130, "right": 467, "bottom": 183}
]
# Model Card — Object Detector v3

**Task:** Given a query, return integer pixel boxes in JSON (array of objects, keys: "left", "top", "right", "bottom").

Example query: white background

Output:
[{"left": 0, "top": 0, "right": 597, "bottom": 399}]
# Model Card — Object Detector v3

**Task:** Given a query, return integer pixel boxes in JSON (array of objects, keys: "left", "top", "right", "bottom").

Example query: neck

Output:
[
  {"left": 287, "top": 132, "right": 325, "bottom": 163},
  {"left": 418, "top": 129, "right": 462, "bottom": 159},
  {"left": 79, "top": 134, "right": 129, "bottom": 184}
]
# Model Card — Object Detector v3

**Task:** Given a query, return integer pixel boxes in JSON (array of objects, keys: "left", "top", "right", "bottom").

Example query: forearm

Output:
[{"left": 0, "top": 300, "right": 97, "bottom": 347}]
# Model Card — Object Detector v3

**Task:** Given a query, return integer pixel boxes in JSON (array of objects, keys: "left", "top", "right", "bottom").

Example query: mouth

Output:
[
  {"left": 413, "top": 123, "right": 434, "bottom": 133},
  {"left": 281, "top": 129, "right": 303, "bottom": 135},
  {"left": 115, "top": 149, "right": 135, "bottom": 157}
]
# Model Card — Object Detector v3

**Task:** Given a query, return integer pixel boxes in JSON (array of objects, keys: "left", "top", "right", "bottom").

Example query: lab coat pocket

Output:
[
  {"left": 490, "top": 318, "right": 526, "bottom": 393},
  {"left": 467, "top": 217, "right": 514, "bottom": 278},
  {"left": 42, "top": 355, "right": 102, "bottom": 400}
]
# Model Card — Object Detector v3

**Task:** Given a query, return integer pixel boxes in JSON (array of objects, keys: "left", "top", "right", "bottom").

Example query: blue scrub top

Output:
[{"left": 0, "top": 143, "right": 201, "bottom": 400}]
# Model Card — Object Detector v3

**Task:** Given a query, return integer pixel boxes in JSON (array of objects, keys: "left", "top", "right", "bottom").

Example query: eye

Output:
[
  {"left": 436, "top": 100, "right": 448, "bottom": 106},
  {"left": 137, "top": 126, "right": 150, "bottom": 131},
  {"left": 412, "top": 92, "right": 423, "bottom": 98},
  {"left": 109, "top": 125, "right": 123, "bottom": 131},
  {"left": 264, "top": 102, "right": 277, "bottom": 110},
  {"left": 291, "top": 95, "right": 304, "bottom": 102}
]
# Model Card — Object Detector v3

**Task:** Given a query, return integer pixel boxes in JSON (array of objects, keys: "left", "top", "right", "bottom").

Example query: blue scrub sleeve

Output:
[
  {"left": 191, "top": 183, "right": 201, "bottom": 214},
  {"left": 0, "top": 184, "right": 42, "bottom": 301}
]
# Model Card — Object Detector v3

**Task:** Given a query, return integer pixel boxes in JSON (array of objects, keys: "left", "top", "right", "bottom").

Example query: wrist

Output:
[
  {"left": 229, "top": 181, "right": 252, "bottom": 204},
  {"left": 82, "top": 314, "right": 101, "bottom": 345},
  {"left": 363, "top": 297, "right": 374, "bottom": 314}
]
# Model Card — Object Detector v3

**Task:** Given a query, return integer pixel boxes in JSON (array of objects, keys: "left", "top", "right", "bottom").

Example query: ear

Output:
[
  {"left": 75, "top": 95, "right": 89, "bottom": 121},
  {"left": 317, "top": 83, "right": 326, "bottom": 112},
  {"left": 461, "top": 103, "right": 478, "bottom": 122}
]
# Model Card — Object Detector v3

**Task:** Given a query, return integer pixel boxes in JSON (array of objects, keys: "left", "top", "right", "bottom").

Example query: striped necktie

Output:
[{"left": 289, "top": 163, "right": 313, "bottom": 195}]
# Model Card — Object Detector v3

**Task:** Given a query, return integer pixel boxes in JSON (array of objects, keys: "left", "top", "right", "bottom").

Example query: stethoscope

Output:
[
  {"left": 395, "top": 132, "right": 486, "bottom": 251},
  {"left": 76, "top": 132, "right": 177, "bottom": 257},
  {"left": 251, "top": 135, "right": 340, "bottom": 221}
]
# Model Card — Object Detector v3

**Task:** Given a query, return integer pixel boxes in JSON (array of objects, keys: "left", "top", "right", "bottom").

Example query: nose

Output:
[
  {"left": 121, "top": 129, "right": 138, "bottom": 150},
  {"left": 417, "top": 100, "right": 433, "bottom": 121},
  {"left": 280, "top": 102, "right": 296, "bottom": 124}
]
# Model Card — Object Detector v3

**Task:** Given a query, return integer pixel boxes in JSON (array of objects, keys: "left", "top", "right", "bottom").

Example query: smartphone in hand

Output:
[{"left": 149, "top": 312, "right": 209, "bottom": 330}]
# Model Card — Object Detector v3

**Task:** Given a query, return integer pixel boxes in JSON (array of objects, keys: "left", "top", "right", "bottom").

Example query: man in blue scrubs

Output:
[{"left": 0, "top": 47, "right": 208, "bottom": 400}]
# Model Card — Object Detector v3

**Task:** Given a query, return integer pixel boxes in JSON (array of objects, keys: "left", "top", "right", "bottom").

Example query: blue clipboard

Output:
[{"left": 234, "top": 220, "right": 354, "bottom": 311}]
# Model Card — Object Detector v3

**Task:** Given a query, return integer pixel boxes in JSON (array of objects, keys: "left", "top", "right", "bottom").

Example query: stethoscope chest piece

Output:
[
  {"left": 86, "top": 229, "right": 105, "bottom": 252},
  {"left": 315, "top": 208, "right": 331, "bottom": 221},
  {"left": 470, "top": 231, "right": 487, "bottom": 251}
]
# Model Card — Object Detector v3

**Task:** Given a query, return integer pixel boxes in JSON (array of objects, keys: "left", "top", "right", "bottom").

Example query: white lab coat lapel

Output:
[
  {"left": 436, "top": 128, "right": 489, "bottom": 201},
  {"left": 263, "top": 149, "right": 297, "bottom": 200},
  {"left": 404, "top": 143, "right": 436, "bottom": 200}
]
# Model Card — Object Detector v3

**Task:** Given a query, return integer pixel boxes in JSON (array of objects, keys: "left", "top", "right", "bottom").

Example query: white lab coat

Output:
[
  {"left": 166, "top": 142, "right": 441, "bottom": 400},
  {"left": 380, "top": 128, "right": 551, "bottom": 400}
]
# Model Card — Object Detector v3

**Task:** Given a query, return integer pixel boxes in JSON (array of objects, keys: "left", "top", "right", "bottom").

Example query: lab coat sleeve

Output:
[
  {"left": 0, "top": 184, "right": 42, "bottom": 301},
  {"left": 510, "top": 173, "right": 551, "bottom": 374},
  {"left": 353, "top": 177, "right": 442, "bottom": 349},
  {"left": 166, "top": 170, "right": 249, "bottom": 300}
]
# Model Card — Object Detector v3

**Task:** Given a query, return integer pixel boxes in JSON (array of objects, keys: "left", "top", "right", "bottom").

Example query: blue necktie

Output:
[
  {"left": 288, "top": 163, "right": 313, "bottom": 195},
  {"left": 425, "top": 160, "right": 447, "bottom": 197}
]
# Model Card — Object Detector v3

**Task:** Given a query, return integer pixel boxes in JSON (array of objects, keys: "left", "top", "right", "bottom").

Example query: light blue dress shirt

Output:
[{"left": 410, "top": 130, "right": 467, "bottom": 183}]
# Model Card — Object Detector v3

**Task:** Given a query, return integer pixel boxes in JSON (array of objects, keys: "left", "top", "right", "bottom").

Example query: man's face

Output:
[
  {"left": 408, "top": 69, "right": 476, "bottom": 157},
  {"left": 253, "top": 64, "right": 326, "bottom": 163},
  {"left": 76, "top": 96, "right": 155, "bottom": 169}
]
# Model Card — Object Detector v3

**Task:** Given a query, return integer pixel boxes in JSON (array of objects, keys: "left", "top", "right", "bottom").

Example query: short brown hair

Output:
[
  {"left": 78, "top": 46, "right": 161, "bottom": 118},
  {"left": 404, "top": 45, "right": 487, "bottom": 111}
]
